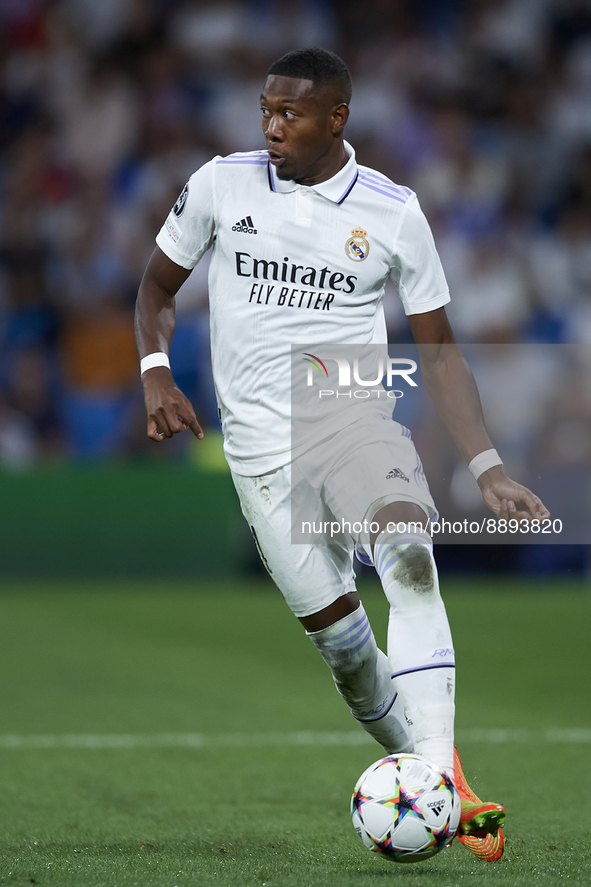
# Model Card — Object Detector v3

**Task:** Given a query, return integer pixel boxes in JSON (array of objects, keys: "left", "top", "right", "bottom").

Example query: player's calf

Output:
[
  {"left": 373, "top": 527, "right": 455, "bottom": 775},
  {"left": 306, "top": 602, "right": 413, "bottom": 754}
]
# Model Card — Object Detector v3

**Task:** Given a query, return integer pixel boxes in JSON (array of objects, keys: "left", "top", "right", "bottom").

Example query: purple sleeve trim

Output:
[{"left": 358, "top": 177, "right": 408, "bottom": 203}]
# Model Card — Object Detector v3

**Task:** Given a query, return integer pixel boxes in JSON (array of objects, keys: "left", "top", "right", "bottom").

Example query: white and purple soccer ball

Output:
[{"left": 351, "top": 753, "right": 460, "bottom": 864}]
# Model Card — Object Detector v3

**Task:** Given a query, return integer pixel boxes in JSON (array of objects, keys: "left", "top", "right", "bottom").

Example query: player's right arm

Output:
[{"left": 135, "top": 246, "right": 203, "bottom": 441}]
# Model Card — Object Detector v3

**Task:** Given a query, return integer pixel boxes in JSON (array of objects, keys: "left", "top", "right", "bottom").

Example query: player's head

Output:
[
  {"left": 261, "top": 47, "right": 352, "bottom": 183},
  {"left": 267, "top": 48, "right": 352, "bottom": 105}
]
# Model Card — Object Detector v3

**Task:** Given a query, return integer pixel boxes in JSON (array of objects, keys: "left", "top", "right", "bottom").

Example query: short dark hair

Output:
[{"left": 267, "top": 48, "right": 352, "bottom": 104}]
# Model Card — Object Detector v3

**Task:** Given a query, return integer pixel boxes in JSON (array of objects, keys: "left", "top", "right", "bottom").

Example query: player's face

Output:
[{"left": 260, "top": 75, "right": 347, "bottom": 184}]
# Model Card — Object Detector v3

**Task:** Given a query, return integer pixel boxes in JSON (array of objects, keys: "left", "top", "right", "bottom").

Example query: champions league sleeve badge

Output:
[
  {"left": 345, "top": 227, "right": 370, "bottom": 261},
  {"left": 173, "top": 182, "right": 189, "bottom": 217}
]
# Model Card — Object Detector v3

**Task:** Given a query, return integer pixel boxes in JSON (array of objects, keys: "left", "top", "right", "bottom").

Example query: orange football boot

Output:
[{"left": 453, "top": 745, "right": 505, "bottom": 861}]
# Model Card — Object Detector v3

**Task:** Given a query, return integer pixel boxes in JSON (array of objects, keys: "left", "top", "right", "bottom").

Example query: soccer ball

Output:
[{"left": 351, "top": 753, "right": 460, "bottom": 864}]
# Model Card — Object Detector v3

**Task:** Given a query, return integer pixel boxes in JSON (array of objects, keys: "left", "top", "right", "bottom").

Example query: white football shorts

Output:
[{"left": 231, "top": 415, "right": 437, "bottom": 618}]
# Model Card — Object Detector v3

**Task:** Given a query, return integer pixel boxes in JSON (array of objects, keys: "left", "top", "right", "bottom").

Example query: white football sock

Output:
[
  {"left": 306, "top": 603, "right": 414, "bottom": 754},
  {"left": 374, "top": 529, "right": 455, "bottom": 776}
]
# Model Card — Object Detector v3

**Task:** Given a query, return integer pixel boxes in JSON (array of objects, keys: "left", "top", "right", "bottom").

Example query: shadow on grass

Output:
[{"left": 3, "top": 834, "right": 587, "bottom": 887}]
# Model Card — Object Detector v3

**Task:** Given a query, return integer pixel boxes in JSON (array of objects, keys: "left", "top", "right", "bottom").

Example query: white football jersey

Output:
[{"left": 155, "top": 142, "right": 450, "bottom": 475}]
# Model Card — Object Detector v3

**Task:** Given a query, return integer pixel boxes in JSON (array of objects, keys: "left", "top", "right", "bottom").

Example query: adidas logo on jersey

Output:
[
  {"left": 232, "top": 215, "right": 257, "bottom": 234},
  {"left": 386, "top": 468, "right": 409, "bottom": 482}
]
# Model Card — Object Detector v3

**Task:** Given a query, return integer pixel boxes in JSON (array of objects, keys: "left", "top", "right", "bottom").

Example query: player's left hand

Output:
[{"left": 477, "top": 466, "right": 550, "bottom": 522}]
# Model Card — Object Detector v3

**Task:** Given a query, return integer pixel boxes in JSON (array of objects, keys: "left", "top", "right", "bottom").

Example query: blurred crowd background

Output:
[{"left": 1, "top": 0, "right": 591, "bottom": 472}]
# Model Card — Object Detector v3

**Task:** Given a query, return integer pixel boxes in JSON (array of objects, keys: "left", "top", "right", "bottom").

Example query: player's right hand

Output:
[
  {"left": 141, "top": 366, "right": 203, "bottom": 441},
  {"left": 478, "top": 466, "right": 549, "bottom": 523}
]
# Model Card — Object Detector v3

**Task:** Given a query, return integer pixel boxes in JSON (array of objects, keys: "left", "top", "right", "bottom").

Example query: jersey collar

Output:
[{"left": 267, "top": 140, "right": 358, "bottom": 205}]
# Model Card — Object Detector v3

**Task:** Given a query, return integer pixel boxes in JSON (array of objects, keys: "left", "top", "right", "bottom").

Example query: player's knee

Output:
[
  {"left": 377, "top": 541, "right": 439, "bottom": 606},
  {"left": 392, "top": 543, "right": 435, "bottom": 594}
]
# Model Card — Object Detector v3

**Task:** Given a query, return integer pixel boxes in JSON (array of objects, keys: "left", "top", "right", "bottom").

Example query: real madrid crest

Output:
[{"left": 345, "top": 227, "right": 370, "bottom": 262}]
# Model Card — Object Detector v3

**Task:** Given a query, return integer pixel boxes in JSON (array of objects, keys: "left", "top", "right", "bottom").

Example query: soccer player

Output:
[{"left": 135, "top": 48, "right": 549, "bottom": 862}]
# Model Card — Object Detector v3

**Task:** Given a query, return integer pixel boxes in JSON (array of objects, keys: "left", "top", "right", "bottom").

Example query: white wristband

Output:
[
  {"left": 468, "top": 448, "right": 503, "bottom": 481},
  {"left": 140, "top": 352, "right": 170, "bottom": 375}
]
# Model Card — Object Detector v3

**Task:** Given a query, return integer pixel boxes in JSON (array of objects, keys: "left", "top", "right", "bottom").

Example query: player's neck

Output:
[{"left": 294, "top": 141, "right": 349, "bottom": 187}]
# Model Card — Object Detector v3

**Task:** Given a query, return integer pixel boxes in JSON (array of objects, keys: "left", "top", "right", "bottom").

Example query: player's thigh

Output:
[
  {"left": 323, "top": 419, "right": 437, "bottom": 561},
  {"left": 231, "top": 466, "right": 357, "bottom": 618}
]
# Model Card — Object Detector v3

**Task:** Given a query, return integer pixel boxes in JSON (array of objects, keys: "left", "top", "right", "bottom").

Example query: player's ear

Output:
[{"left": 331, "top": 103, "right": 349, "bottom": 134}]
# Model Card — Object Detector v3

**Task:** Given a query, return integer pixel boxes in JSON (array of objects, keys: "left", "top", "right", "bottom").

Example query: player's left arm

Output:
[{"left": 407, "top": 306, "right": 549, "bottom": 522}]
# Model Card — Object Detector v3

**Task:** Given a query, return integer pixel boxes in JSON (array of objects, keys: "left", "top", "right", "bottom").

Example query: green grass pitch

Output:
[{"left": 0, "top": 576, "right": 590, "bottom": 886}]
